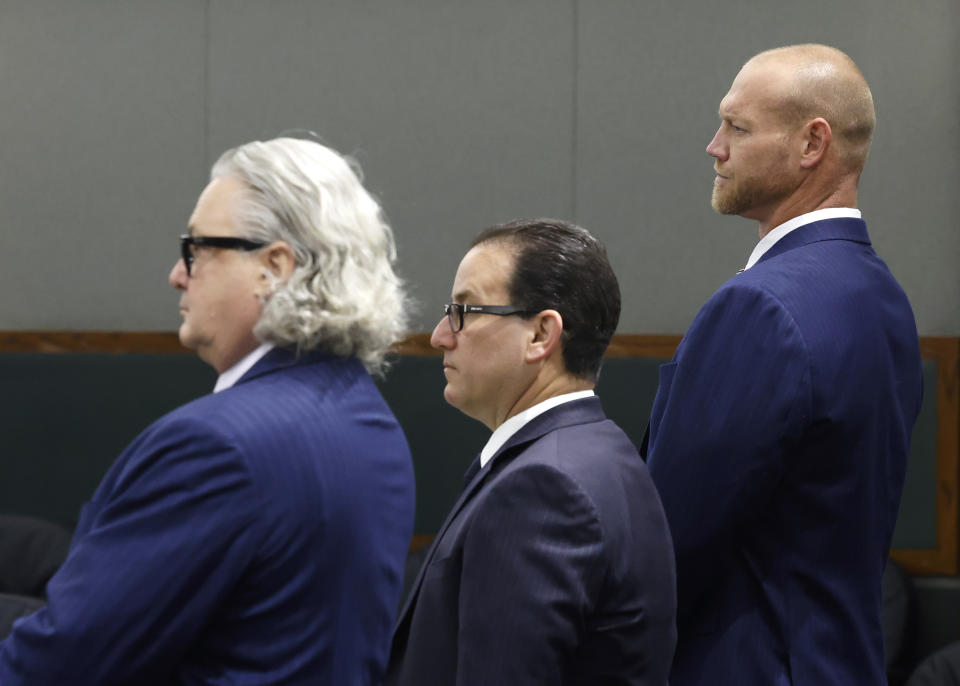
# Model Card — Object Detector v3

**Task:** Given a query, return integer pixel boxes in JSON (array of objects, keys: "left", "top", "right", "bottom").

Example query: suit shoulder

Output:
[
  {"left": 140, "top": 391, "right": 255, "bottom": 446},
  {"left": 708, "top": 269, "right": 792, "bottom": 307},
  {"left": 710, "top": 241, "right": 917, "bottom": 353},
  {"left": 685, "top": 274, "right": 807, "bottom": 353},
  {"left": 496, "top": 422, "right": 652, "bottom": 518},
  {"left": 160, "top": 358, "right": 399, "bottom": 441},
  {"left": 477, "top": 459, "right": 605, "bottom": 541},
  {"left": 110, "top": 381, "right": 298, "bottom": 500},
  {"left": 510, "top": 417, "right": 637, "bottom": 468}
]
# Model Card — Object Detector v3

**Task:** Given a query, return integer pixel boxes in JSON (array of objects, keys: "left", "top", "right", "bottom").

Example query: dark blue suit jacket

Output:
[
  {"left": 386, "top": 397, "right": 677, "bottom": 686},
  {"left": 645, "top": 218, "right": 923, "bottom": 685},
  {"left": 0, "top": 348, "right": 416, "bottom": 685}
]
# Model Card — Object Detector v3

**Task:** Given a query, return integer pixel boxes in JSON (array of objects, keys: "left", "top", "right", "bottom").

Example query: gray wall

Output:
[{"left": 0, "top": 0, "right": 956, "bottom": 335}]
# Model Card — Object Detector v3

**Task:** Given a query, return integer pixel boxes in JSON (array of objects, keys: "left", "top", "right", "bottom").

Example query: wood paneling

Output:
[
  {"left": 893, "top": 337, "right": 960, "bottom": 575},
  {"left": 389, "top": 333, "right": 685, "bottom": 359},
  {"left": 0, "top": 331, "right": 191, "bottom": 354}
]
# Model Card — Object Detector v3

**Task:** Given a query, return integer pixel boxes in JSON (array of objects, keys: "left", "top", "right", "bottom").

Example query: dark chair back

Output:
[
  {"left": 0, "top": 592, "right": 44, "bottom": 639},
  {"left": 885, "top": 557, "right": 916, "bottom": 684},
  {"left": 907, "top": 641, "right": 960, "bottom": 686},
  {"left": 0, "top": 515, "right": 71, "bottom": 597}
]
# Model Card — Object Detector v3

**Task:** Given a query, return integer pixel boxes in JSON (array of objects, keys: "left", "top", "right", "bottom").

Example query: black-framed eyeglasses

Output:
[
  {"left": 443, "top": 303, "right": 534, "bottom": 333},
  {"left": 179, "top": 234, "right": 268, "bottom": 276}
]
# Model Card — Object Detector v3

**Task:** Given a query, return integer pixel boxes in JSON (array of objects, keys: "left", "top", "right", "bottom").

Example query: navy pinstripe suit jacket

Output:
[
  {"left": 0, "top": 348, "right": 415, "bottom": 685},
  {"left": 646, "top": 218, "right": 923, "bottom": 685}
]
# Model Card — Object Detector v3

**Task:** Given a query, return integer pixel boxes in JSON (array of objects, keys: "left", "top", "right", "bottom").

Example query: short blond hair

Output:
[{"left": 752, "top": 44, "right": 875, "bottom": 172}]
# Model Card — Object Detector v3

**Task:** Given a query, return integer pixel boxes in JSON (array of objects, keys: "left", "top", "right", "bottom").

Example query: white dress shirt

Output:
[
  {"left": 744, "top": 207, "right": 862, "bottom": 270},
  {"left": 213, "top": 343, "right": 274, "bottom": 393},
  {"left": 479, "top": 390, "right": 595, "bottom": 468}
]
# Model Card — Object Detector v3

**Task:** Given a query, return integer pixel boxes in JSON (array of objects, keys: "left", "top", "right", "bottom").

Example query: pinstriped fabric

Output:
[
  {"left": 0, "top": 348, "right": 415, "bottom": 686},
  {"left": 387, "top": 398, "right": 677, "bottom": 685},
  {"left": 647, "top": 219, "right": 923, "bottom": 685}
]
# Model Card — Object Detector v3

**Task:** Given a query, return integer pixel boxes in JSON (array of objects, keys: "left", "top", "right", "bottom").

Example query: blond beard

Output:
[{"left": 711, "top": 172, "right": 793, "bottom": 216}]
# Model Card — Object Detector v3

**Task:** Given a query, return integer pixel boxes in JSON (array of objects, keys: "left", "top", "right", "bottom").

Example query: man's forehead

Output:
[
  {"left": 188, "top": 176, "right": 242, "bottom": 237},
  {"left": 717, "top": 87, "right": 753, "bottom": 128},
  {"left": 451, "top": 243, "right": 513, "bottom": 302},
  {"left": 720, "top": 64, "right": 786, "bottom": 119},
  {"left": 717, "top": 90, "right": 740, "bottom": 118},
  {"left": 451, "top": 269, "right": 506, "bottom": 303}
]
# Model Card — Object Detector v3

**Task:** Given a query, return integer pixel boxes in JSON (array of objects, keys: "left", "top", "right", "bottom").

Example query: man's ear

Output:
[
  {"left": 259, "top": 241, "right": 296, "bottom": 283},
  {"left": 799, "top": 117, "right": 832, "bottom": 169},
  {"left": 525, "top": 309, "right": 564, "bottom": 363}
]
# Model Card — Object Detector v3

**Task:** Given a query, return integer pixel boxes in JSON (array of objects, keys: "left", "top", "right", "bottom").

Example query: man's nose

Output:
[
  {"left": 430, "top": 316, "right": 455, "bottom": 350},
  {"left": 706, "top": 127, "right": 726, "bottom": 160},
  {"left": 169, "top": 258, "right": 188, "bottom": 290}
]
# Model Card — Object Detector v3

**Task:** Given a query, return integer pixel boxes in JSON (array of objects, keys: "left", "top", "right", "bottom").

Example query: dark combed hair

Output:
[{"left": 471, "top": 218, "right": 621, "bottom": 381}]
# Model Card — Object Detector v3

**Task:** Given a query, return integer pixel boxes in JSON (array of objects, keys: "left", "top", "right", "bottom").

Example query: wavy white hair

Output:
[{"left": 211, "top": 137, "right": 409, "bottom": 374}]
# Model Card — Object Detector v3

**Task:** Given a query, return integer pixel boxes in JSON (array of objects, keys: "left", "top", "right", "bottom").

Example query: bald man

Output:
[{"left": 644, "top": 45, "right": 923, "bottom": 685}]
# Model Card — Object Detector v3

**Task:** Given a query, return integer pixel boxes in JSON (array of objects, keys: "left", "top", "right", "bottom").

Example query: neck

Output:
[
  {"left": 756, "top": 174, "right": 860, "bottom": 239},
  {"left": 490, "top": 373, "right": 594, "bottom": 431}
]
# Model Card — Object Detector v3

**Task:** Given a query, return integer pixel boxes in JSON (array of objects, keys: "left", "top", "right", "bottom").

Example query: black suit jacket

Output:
[{"left": 387, "top": 397, "right": 677, "bottom": 685}]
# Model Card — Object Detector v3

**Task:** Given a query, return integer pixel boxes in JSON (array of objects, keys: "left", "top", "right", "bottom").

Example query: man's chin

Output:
[
  {"left": 443, "top": 386, "right": 476, "bottom": 419},
  {"left": 177, "top": 326, "right": 199, "bottom": 353},
  {"left": 711, "top": 190, "right": 740, "bottom": 215}
]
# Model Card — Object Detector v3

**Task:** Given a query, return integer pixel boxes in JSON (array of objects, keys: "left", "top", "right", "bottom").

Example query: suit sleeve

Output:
[
  {"left": 646, "top": 283, "right": 811, "bottom": 614},
  {"left": 0, "top": 415, "right": 263, "bottom": 685},
  {"left": 455, "top": 458, "right": 605, "bottom": 686}
]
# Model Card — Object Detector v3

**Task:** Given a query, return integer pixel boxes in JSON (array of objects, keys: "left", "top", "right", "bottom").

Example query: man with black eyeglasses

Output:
[
  {"left": 0, "top": 138, "right": 416, "bottom": 685},
  {"left": 385, "top": 219, "right": 677, "bottom": 686}
]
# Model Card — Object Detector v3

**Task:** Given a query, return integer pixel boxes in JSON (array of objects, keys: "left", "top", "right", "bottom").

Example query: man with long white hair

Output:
[{"left": 0, "top": 137, "right": 416, "bottom": 685}]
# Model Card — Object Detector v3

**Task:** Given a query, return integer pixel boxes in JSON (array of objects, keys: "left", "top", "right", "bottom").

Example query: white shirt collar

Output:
[
  {"left": 744, "top": 207, "right": 862, "bottom": 270},
  {"left": 213, "top": 343, "right": 274, "bottom": 393},
  {"left": 479, "top": 390, "right": 595, "bottom": 468}
]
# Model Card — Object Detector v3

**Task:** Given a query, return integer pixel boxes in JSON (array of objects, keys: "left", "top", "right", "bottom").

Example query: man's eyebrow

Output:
[
  {"left": 452, "top": 288, "right": 472, "bottom": 303},
  {"left": 719, "top": 109, "right": 751, "bottom": 129},
  {"left": 718, "top": 97, "right": 737, "bottom": 119},
  {"left": 719, "top": 99, "right": 750, "bottom": 124}
]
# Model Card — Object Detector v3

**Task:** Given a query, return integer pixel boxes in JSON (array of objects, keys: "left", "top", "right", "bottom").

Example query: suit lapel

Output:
[
  {"left": 393, "top": 397, "right": 607, "bottom": 630},
  {"left": 393, "top": 453, "right": 495, "bottom": 629},
  {"left": 447, "top": 397, "right": 605, "bottom": 535},
  {"left": 757, "top": 217, "right": 870, "bottom": 266}
]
